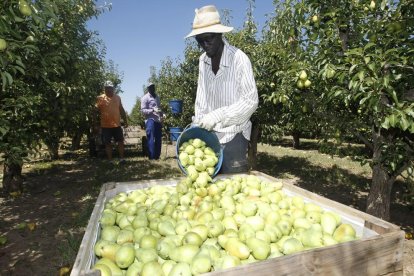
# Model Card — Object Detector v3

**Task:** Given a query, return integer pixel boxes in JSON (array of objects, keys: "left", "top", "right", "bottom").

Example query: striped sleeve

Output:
[{"left": 219, "top": 51, "right": 258, "bottom": 128}]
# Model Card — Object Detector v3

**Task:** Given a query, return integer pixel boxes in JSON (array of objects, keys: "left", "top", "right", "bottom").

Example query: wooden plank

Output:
[
  {"left": 123, "top": 126, "right": 141, "bottom": 132},
  {"left": 124, "top": 138, "right": 140, "bottom": 144},
  {"left": 207, "top": 231, "right": 404, "bottom": 276}
]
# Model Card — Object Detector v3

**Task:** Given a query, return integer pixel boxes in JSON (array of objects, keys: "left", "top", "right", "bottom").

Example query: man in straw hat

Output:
[{"left": 186, "top": 5, "right": 259, "bottom": 173}]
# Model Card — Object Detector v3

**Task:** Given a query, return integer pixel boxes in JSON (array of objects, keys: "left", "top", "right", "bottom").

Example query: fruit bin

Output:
[{"left": 71, "top": 171, "right": 404, "bottom": 276}]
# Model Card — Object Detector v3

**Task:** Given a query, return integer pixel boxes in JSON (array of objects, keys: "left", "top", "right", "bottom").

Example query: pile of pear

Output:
[
  {"left": 178, "top": 138, "right": 219, "bottom": 183},
  {"left": 93, "top": 174, "right": 359, "bottom": 276}
]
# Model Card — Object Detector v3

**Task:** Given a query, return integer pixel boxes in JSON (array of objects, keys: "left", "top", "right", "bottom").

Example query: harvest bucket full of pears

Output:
[{"left": 72, "top": 134, "right": 404, "bottom": 275}]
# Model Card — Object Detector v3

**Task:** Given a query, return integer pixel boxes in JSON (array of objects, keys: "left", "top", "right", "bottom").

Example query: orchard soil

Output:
[{"left": 0, "top": 141, "right": 413, "bottom": 275}]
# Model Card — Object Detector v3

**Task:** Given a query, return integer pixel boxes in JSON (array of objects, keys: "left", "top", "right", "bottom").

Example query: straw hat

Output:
[
  {"left": 104, "top": 80, "right": 114, "bottom": 88},
  {"left": 185, "top": 5, "right": 233, "bottom": 38}
]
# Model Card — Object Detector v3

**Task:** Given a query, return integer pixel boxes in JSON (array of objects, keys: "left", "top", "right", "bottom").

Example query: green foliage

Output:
[{"left": 0, "top": 0, "right": 108, "bottom": 176}]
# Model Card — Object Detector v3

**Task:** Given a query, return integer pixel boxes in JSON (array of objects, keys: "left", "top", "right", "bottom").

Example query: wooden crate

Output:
[{"left": 70, "top": 171, "right": 404, "bottom": 276}]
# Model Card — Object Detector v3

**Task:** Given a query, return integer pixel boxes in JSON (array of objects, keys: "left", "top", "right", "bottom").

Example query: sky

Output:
[{"left": 87, "top": 1, "right": 275, "bottom": 113}]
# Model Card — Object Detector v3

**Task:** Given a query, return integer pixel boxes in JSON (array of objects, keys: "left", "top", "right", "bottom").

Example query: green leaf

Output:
[
  {"left": 381, "top": 117, "right": 390, "bottom": 129},
  {"left": 4, "top": 72, "right": 13, "bottom": 86},
  {"left": 349, "top": 64, "right": 358, "bottom": 74},
  {"left": 380, "top": 0, "right": 386, "bottom": 10},
  {"left": 399, "top": 116, "right": 410, "bottom": 131},
  {"left": 383, "top": 76, "right": 390, "bottom": 88},
  {"left": 388, "top": 114, "right": 397, "bottom": 127},
  {"left": 364, "top": 43, "right": 376, "bottom": 51},
  {"left": 358, "top": 70, "right": 365, "bottom": 81}
]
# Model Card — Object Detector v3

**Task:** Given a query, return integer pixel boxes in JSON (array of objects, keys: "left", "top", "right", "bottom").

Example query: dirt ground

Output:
[{"left": 0, "top": 145, "right": 413, "bottom": 275}]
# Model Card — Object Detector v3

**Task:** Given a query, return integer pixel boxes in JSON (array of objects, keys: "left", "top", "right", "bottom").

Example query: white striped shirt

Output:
[{"left": 194, "top": 39, "right": 259, "bottom": 144}]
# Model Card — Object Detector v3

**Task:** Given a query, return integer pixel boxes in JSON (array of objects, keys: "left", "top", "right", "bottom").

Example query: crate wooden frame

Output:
[{"left": 71, "top": 171, "right": 404, "bottom": 276}]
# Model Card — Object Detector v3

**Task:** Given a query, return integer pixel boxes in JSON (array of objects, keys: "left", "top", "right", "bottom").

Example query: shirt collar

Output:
[{"left": 202, "top": 39, "right": 232, "bottom": 68}]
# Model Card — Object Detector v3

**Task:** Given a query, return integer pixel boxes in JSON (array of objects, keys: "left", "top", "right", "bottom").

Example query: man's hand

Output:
[
  {"left": 199, "top": 113, "right": 219, "bottom": 131},
  {"left": 153, "top": 107, "right": 161, "bottom": 113}
]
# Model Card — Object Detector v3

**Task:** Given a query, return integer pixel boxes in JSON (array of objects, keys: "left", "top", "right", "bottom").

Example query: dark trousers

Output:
[
  {"left": 220, "top": 133, "right": 249, "bottom": 173},
  {"left": 145, "top": 119, "right": 162, "bottom": 160}
]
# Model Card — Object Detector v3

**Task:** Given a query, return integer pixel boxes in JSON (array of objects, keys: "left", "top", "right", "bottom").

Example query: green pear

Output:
[
  {"left": 333, "top": 224, "right": 356, "bottom": 242},
  {"left": 101, "top": 243, "right": 121, "bottom": 262},
  {"left": 207, "top": 220, "right": 225, "bottom": 238},
  {"left": 101, "top": 226, "right": 120, "bottom": 242},
  {"left": 141, "top": 261, "right": 163, "bottom": 276},
  {"left": 133, "top": 227, "right": 151, "bottom": 243},
  {"left": 241, "top": 201, "right": 258, "bottom": 216},
  {"left": 191, "top": 225, "right": 209, "bottom": 241},
  {"left": 324, "top": 211, "right": 342, "bottom": 226},
  {"left": 291, "top": 196, "right": 305, "bottom": 209},
  {"left": 301, "top": 228, "right": 323, "bottom": 248},
  {"left": 276, "top": 235, "right": 292, "bottom": 251},
  {"left": 132, "top": 214, "right": 148, "bottom": 228},
  {"left": 219, "top": 255, "right": 241, "bottom": 270},
  {"left": 160, "top": 260, "right": 175, "bottom": 275},
  {"left": 276, "top": 220, "right": 292, "bottom": 235},
  {"left": 93, "top": 263, "right": 112, "bottom": 276},
  {"left": 183, "top": 231, "right": 203, "bottom": 247},
  {"left": 304, "top": 203, "right": 322, "bottom": 213},
  {"left": 126, "top": 261, "right": 143, "bottom": 276},
  {"left": 94, "top": 239, "right": 110, "bottom": 257},
  {"left": 116, "top": 229, "right": 134, "bottom": 245},
  {"left": 115, "top": 244, "right": 135, "bottom": 268},
  {"left": 217, "top": 234, "right": 229, "bottom": 248},
  {"left": 135, "top": 248, "right": 158, "bottom": 264},
  {"left": 246, "top": 237, "right": 271, "bottom": 260},
  {"left": 321, "top": 213, "right": 337, "bottom": 235},
  {"left": 221, "top": 216, "right": 238, "bottom": 231},
  {"left": 225, "top": 238, "right": 250, "bottom": 260},
  {"left": 174, "top": 220, "right": 192, "bottom": 236},
  {"left": 95, "top": 258, "right": 123, "bottom": 276},
  {"left": 139, "top": 234, "right": 158, "bottom": 249},
  {"left": 290, "top": 208, "right": 306, "bottom": 220},
  {"left": 164, "top": 234, "right": 183, "bottom": 247},
  {"left": 293, "top": 217, "right": 312, "bottom": 230},
  {"left": 100, "top": 213, "right": 116, "bottom": 227},
  {"left": 265, "top": 210, "right": 281, "bottom": 225},
  {"left": 118, "top": 214, "right": 134, "bottom": 229},
  {"left": 255, "top": 230, "right": 271, "bottom": 244},
  {"left": 238, "top": 224, "right": 256, "bottom": 242},
  {"left": 264, "top": 224, "right": 283, "bottom": 242},
  {"left": 170, "top": 244, "right": 200, "bottom": 264},
  {"left": 191, "top": 254, "right": 212, "bottom": 275},
  {"left": 322, "top": 234, "right": 339, "bottom": 246},
  {"left": 245, "top": 216, "right": 265, "bottom": 231},
  {"left": 282, "top": 237, "right": 304, "bottom": 255},
  {"left": 169, "top": 262, "right": 192, "bottom": 276},
  {"left": 306, "top": 211, "right": 322, "bottom": 224},
  {"left": 157, "top": 239, "right": 174, "bottom": 259},
  {"left": 233, "top": 213, "right": 246, "bottom": 227},
  {"left": 158, "top": 220, "right": 176, "bottom": 236}
]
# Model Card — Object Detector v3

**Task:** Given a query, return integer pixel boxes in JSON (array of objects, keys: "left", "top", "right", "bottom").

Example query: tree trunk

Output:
[
  {"left": 45, "top": 136, "right": 59, "bottom": 160},
  {"left": 292, "top": 131, "right": 300, "bottom": 149},
  {"left": 2, "top": 160, "right": 23, "bottom": 194},
  {"left": 366, "top": 162, "right": 393, "bottom": 220},
  {"left": 365, "top": 132, "right": 393, "bottom": 220},
  {"left": 71, "top": 132, "right": 82, "bottom": 151},
  {"left": 248, "top": 122, "right": 260, "bottom": 170}
]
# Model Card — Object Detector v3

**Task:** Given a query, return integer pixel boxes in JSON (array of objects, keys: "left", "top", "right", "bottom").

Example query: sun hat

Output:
[
  {"left": 185, "top": 5, "right": 233, "bottom": 38},
  {"left": 104, "top": 80, "right": 114, "bottom": 88}
]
